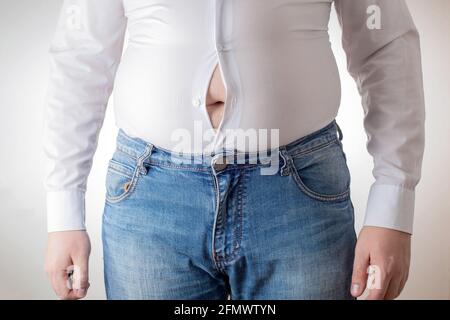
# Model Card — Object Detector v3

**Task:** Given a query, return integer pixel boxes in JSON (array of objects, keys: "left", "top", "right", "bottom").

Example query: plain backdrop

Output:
[{"left": 0, "top": 0, "right": 448, "bottom": 299}]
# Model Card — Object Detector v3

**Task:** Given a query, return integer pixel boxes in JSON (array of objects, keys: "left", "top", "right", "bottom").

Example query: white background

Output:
[{"left": 0, "top": 0, "right": 448, "bottom": 299}]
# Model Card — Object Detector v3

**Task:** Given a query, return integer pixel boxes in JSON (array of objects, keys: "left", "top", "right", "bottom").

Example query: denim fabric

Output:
[{"left": 102, "top": 119, "right": 356, "bottom": 299}]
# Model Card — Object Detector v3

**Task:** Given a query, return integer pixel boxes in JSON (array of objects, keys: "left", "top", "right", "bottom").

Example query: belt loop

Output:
[
  {"left": 279, "top": 147, "right": 290, "bottom": 176},
  {"left": 336, "top": 121, "right": 343, "bottom": 141},
  {"left": 139, "top": 143, "right": 154, "bottom": 175}
]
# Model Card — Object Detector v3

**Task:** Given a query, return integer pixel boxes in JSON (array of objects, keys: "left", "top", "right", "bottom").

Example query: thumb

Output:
[{"left": 350, "top": 249, "right": 369, "bottom": 298}]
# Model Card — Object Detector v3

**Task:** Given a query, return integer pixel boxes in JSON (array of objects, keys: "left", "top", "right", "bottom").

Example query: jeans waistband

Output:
[{"left": 114, "top": 119, "right": 342, "bottom": 170}]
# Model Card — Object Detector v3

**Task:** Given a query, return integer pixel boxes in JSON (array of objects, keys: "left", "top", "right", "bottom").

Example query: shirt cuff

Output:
[
  {"left": 46, "top": 189, "right": 86, "bottom": 233},
  {"left": 363, "top": 184, "right": 415, "bottom": 235}
]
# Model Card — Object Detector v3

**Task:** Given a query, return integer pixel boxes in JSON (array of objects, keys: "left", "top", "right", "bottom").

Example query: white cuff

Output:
[
  {"left": 46, "top": 189, "right": 86, "bottom": 233},
  {"left": 363, "top": 184, "right": 415, "bottom": 234}
]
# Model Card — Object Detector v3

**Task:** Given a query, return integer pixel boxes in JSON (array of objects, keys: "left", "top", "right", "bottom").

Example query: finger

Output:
[
  {"left": 384, "top": 276, "right": 402, "bottom": 300},
  {"left": 398, "top": 270, "right": 409, "bottom": 294},
  {"left": 350, "top": 249, "right": 370, "bottom": 297},
  {"left": 366, "top": 280, "right": 390, "bottom": 300},
  {"left": 73, "top": 282, "right": 90, "bottom": 299},
  {"left": 64, "top": 288, "right": 82, "bottom": 300},
  {"left": 72, "top": 255, "right": 90, "bottom": 299},
  {"left": 51, "top": 270, "right": 76, "bottom": 300},
  {"left": 366, "top": 266, "right": 390, "bottom": 300}
]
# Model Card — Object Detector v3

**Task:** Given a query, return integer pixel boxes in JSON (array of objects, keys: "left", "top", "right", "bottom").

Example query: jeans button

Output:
[{"left": 213, "top": 156, "right": 228, "bottom": 171}]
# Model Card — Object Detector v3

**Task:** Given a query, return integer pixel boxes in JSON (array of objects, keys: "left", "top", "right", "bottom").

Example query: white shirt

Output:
[{"left": 43, "top": 0, "right": 425, "bottom": 234}]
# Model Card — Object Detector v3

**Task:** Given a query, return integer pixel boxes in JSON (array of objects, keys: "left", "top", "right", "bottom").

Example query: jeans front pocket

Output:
[
  {"left": 105, "top": 152, "right": 141, "bottom": 204},
  {"left": 287, "top": 138, "right": 351, "bottom": 202}
]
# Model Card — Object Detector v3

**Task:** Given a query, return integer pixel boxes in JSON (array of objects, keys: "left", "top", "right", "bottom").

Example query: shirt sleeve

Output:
[
  {"left": 333, "top": 0, "right": 425, "bottom": 234},
  {"left": 43, "top": 0, "right": 127, "bottom": 232}
]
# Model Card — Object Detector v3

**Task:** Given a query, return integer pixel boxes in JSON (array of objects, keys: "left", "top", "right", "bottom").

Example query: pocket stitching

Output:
[
  {"left": 289, "top": 136, "right": 337, "bottom": 159},
  {"left": 107, "top": 159, "right": 135, "bottom": 178},
  {"left": 287, "top": 143, "right": 350, "bottom": 202},
  {"left": 105, "top": 161, "right": 141, "bottom": 204},
  {"left": 291, "top": 167, "right": 350, "bottom": 201},
  {"left": 105, "top": 144, "right": 153, "bottom": 204}
]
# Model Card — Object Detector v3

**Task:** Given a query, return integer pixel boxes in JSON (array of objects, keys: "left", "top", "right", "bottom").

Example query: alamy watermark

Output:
[
  {"left": 366, "top": 265, "right": 382, "bottom": 290},
  {"left": 367, "top": 5, "right": 382, "bottom": 30},
  {"left": 170, "top": 121, "right": 281, "bottom": 176},
  {"left": 65, "top": 4, "right": 82, "bottom": 31},
  {"left": 65, "top": 264, "right": 82, "bottom": 290}
]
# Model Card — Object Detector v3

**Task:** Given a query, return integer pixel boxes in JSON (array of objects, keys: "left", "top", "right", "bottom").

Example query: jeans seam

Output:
[
  {"left": 148, "top": 160, "right": 210, "bottom": 171},
  {"left": 105, "top": 144, "right": 153, "bottom": 204},
  {"left": 284, "top": 151, "right": 350, "bottom": 202},
  {"left": 116, "top": 145, "right": 139, "bottom": 160},
  {"left": 146, "top": 160, "right": 261, "bottom": 172},
  {"left": 231, "top": 169, "right": 245, "bottom": 261},
  {"left": 214, "top": 170, "right": 247, "bottom": 265},
  {"left": 210, "top": 169, "right": 228, "bottom": 275},
  {"left": 107, "top": 159, "right": 136, "bottom": 177},
  {"left": 288, "top": 136, "right": 338, "bottom": 159}
]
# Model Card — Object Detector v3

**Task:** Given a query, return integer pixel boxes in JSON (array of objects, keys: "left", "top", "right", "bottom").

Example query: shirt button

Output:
[
  {"left": 192, "top": 97, "right": 202, "bottom": 108},
  {"left": 217, "top": 44, "right": 225, "bottom": 52}
]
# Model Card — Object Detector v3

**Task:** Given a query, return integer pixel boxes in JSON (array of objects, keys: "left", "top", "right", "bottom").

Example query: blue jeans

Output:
[{"left": 102, "top": 119, "right": 357, "bottom": 299}]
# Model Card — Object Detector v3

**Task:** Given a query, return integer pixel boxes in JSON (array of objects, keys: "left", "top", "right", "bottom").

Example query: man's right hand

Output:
[{"left": 45, "top": 230, "right": 91, "bottom": 300}]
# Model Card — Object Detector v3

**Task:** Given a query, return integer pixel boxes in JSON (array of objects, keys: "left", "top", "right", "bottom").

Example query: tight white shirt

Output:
[{"left": 43, "top": 0, "right": 425, "bottom": 234}]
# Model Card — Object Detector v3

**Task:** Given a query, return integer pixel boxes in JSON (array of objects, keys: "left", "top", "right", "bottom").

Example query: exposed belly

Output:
[{"left": 205, "top": 64, "right": 226, "bottom": 129}]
